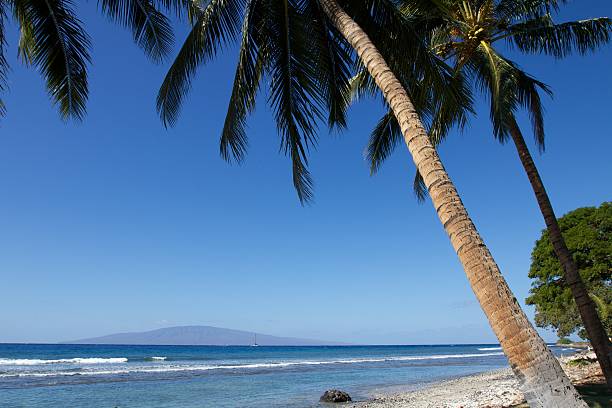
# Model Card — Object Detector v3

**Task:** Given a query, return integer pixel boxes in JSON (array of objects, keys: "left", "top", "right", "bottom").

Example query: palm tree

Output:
[
  {"left": 359, "top": 0, "right": 612, "bottom": 388},
  {"left": 0, "top": 0, "right": 184, "bottom": 120},
  {"left": 158, "top": 0, "right": 586, "bottom": 405}
]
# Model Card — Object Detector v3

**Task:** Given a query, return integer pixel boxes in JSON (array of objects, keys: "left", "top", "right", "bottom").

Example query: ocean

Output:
[{"left": 0, "top": 343, "right": 576, "bottom": 407}]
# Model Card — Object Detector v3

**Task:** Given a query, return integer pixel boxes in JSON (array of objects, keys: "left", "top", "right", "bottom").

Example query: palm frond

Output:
[
  {"left": 508, "top": 15, "right": 612, "bottom": 58},
  {"left": 17, "top": 13, "right": 35, "bottom": 65},
  {"left": 0, "top": 2, "right": 7, "bottom": 117},
  {"left": 468, "top": 44, "right": 514, "bottom": 141},
  {"left": 468, "top": 45, "right": 551, "bottom": 149},
  {"left": 495, "top": 0, "right": 565, "bottom": 21},
  {"left": 155, "top": 0, "right": 198, "bottom": 19},
  {"left": 398, "top": 0, "right": 449, "bottom": 18},
  {"left": 367, "top": 67, "right": 471, "bottom": 179},
  {"left": 345, "top": 0, "right": 443, "bottom": 78},
  {"left": 220, "top": 0, "right": 267, "bottom": 163},
  {"left": 358, "top": 0, "right": 412, "bottom": 31},
  {"left": 510, "top": 63, "right": 551, "bottom": 151},
  {"left": 157, "top": 0, "right": 246, "bottom": 127},
  {"left": 427, "top": 60, "right": 473, "bottom": 145},
  {"left": 478, "top": 40, "right": 502, "bottom": 96},
  {"left": 361, "top": 70, "right": 433, "bottom": 175},
  {"left": 304, "top": 1, "right": 352, "bottom": 130},
  {"left": 347, "top": 66, "right": 379, "bottom": 103},
  {"left": 349, "top": 1, "right": 473, "bottom": 183},
  {"left": 413, "top": 170, "right": 427, "bottom": 202},
  {"left": 266, "top": 0, "right": 326, "bottom": 204},
  {"left": 367, "top": 109, "right": 402, "bottom": 175},
  {"left": 13, "top": 0, "right": 91, "bottom": 120},
  {"left": 99, "top": 0, "right": 174, "bottom": 63},
  {"left": 414, "top": 67, "right": 472, "bottom": 202}
]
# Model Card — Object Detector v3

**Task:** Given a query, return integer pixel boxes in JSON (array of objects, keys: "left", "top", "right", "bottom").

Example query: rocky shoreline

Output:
[{"left": 349, "top": 351, "right": 604, "bottom": 408}]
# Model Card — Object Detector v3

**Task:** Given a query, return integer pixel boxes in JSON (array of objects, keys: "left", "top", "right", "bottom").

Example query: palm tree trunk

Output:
[
  {"left": 318, "top": 0, "right": 587, "bottom": 406},
  {"left": 508, "top": 118, "right": 612, "bottom": 389}
]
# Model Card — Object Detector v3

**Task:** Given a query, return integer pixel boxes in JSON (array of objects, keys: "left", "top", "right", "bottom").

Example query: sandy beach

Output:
[{"left": 350, "top": 351, "right": 607, "bottom": 408}]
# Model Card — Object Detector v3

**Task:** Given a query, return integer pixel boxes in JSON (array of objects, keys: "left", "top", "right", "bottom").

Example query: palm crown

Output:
[
  {"left": 429, "top": 0, "right": 610, "bottom": 144},
  {"left": 157, "top": 0, "right": 473, "bottom": 203},
  {"left": 357, "top": 0, "right": 610, "bottom": 198}
]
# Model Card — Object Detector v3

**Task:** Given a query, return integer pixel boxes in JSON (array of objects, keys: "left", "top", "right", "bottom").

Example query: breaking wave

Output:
[
  {"left": 0, "top": 357, "right": 128, "bottom": 366},
  {"left": 0, "top": 352, "right": 504, "bottom": 378}
]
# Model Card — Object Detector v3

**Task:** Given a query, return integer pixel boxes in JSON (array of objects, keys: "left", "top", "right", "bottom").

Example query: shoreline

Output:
[
  {"left": 349, "top": 351, "right": 605, "bottom": 408},
  {"left": 349, "top": 368, "right": 522, "bottom": 408}
]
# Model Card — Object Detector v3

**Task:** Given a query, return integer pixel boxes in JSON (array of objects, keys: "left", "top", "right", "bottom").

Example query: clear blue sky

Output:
[{"left": 0, "top": 1, "right": 610, "bottom": 344}]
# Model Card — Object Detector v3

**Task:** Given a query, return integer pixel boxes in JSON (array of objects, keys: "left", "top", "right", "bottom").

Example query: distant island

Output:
[{"left": 62, "top": 325, "right": 346, "bottom": 346}]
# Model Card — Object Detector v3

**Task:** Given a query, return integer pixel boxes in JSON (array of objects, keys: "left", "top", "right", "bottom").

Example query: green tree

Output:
[
  {"left": 158, "top": 1, "right": 586, "bottom": 405},
  {"left": 353, "top": 0, "right": 612, "bottom": 387},
  {"left": 527, "top": 202, "right": 612, "bottom": 341}
]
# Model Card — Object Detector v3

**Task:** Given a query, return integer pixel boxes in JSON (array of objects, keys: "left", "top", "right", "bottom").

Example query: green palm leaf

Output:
[
  {"left": 13, "top": 0, "right": 91, "bottom": 120},
  {"left": 155, "top": 0, "right": 198, "bottom": 19},
  {"left": 508, "top": 15, "right": 612, "bottom": 58},
  {"left": 510, "top": 64, "right": 551, "bottom": 150},
  {"left": 17, "top": 16, "right": 35, "bottom": 65},
  {"left": 468, "top": 44, "right": 514, "bottom": 141},
  {"left": 99, "top": 0, "right": 175, "bottom": 63},
  {"left": 266, "top": 0, "right": 326, "bottom": 204},
  {"left": 367, "top": 109, "right": 402, "bottom": 175},
  {"left": 347, "top": 67, "right": 379, "bottom": 103},
  {"left": 0, "top": 2, "right": 8, "bottom": 117},
  {"left": 495, "top": 0, "right": 564, "bottom": 21},
  {"left": 220, "top": 0, "right": 267, "bottom": 163},
  {"left": 305, "top": 1, "right": 352, "bottom": 130},
  {"left": 157, "top": 0, "right": 246, "bottom": 127}
]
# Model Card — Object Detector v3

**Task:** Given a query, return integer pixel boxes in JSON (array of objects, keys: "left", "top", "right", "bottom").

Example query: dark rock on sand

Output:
[{"left": 320, "top": 389, "right": 352, "bottom": 403}]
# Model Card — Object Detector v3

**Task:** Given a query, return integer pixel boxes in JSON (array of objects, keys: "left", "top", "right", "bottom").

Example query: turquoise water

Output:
[{"left": 0, "top": 343, "right": 575, "bottom": 407}]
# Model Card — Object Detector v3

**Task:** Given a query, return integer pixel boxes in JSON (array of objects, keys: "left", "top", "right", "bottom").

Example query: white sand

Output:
[
  {"left": 350, "top": 368, "right": 522, "bottom": 408},
  {"left": 349, "top": 351, "right": 603, "bottom": 408}
]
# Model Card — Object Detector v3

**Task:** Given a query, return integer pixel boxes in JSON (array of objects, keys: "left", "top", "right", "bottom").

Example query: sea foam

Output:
[
  {"left": 0, "top": 357, "right": 128, "bottom": 366},
  {"left": 0, "top": 352, "right": 504, "bottom": 378}
]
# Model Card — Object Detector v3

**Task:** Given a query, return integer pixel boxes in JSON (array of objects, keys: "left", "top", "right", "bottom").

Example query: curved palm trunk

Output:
[
  {"left": 508, "top": 118, "right": 612, "bottom": 389},
  {"left": 318, "top": 0, "right": 587, "bottom": 406}
]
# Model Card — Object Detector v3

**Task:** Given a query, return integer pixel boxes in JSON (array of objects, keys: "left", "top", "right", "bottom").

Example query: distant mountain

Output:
[{"left": 63, "top": 326, "right": 345, "bottom": 346}]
